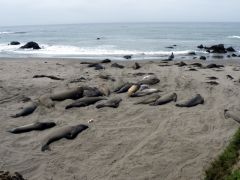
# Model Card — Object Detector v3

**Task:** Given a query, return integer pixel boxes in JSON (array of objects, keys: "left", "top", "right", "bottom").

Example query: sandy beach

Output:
[{"left": 1, "top": 58, "right": 240, "bottom": 180}]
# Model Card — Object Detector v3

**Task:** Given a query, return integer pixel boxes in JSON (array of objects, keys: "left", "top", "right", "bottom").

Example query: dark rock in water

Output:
[
  {"left": 232, "top": 53, "right": 237, "bottom": 57},
  {"left": 96, "top": 38, "right": 101, "bottom": 40},
  {"left": 101, "top": 59, "right": 111, "bottom": 63},
  {"left": 188, "top": 51, "right": 196, "bottom": 55},
  {"left": 166, "top": 46, "right": 174, "bottom": 49},
  {"left": 193, "top": 57, "right": 197, "bottom": 59},
  {"left": 206, "top": 49, "right": 210, "bottom": 53},
  {"left": 10, "top": 41, "right": 20, "bottom": 45},
  {"left": 197, "top": 44, "right": 204, "bottom": 49},
  {"left": 20, "top": 41, "right": 41, "bottom": 49},
  {"left": 226, "top": 47, "right": 236, "bottom": 52},
  {"left": 111, "top": 63, "right": 124, "bottom": 69},
  {"left": 238, "top": 55, "right": 240, "bottom": 57},
  {"left": 207, "top": 44, "right": 226, "bottom": 53},
  {"left": 123, "top": 55, "right": 132, "bottom": 59},
  {"left": 200, "top": 56, "right": 206, "bottom": 60},
  {"left": 173, "top": 45, "right": 177, "bottom": 46},
  {"left": 132, "top": 62, "right": 141, "bottom": 70},
  {"left": 227, "top": 55, "right": 231, "bottom": 58}
]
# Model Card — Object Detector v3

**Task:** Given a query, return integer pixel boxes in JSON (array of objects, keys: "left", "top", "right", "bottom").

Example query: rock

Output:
[
  {"left": 200, "top": 56, "right": 206, "bottom": 60},
  {"left": 173, "top": 45, "right": 177, "bottom": 46},
  {"left": 232, "top": 53, "right": 237, "bottom": 57},
  {"left": 123, "top": 55, "right": 132, "bottom": 59},
  {"left": 10, "top": 41, "right": 20, "bottom": 45},
  {"left": 206, "top": 44, "right": 226, "bottom": 53},
  {"left": 188, "top": 51, "right": 196, "bottom": 55},
  {"left": 101, "top": 59, "right": 111, "bottom": 63},
  {"left": 197, "top": 44, "right": 204, "bottom": 49},
  {"left": 20, "top": 41, "right": 41, "bottom": 49},
  {"left": 227, "top": 55, "right": 231, "bottom": 58},
  {"left": 226, "top": 47, "right": 236, "bottom": 52},
  {"left": 96, "top": 38, "right": 101, "bottom": 40}
]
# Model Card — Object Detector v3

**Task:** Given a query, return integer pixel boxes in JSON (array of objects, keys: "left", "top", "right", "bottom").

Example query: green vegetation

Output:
[{"left": 205, "top": 128, "right": 240, "bottom": 180}]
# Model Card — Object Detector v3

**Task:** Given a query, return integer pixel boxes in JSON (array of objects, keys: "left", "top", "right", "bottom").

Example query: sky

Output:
[{"left": 0, "top": 0, "right": 239, "bottom": 26}]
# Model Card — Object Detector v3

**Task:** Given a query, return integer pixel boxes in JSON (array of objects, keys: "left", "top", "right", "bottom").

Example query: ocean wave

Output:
[
  {"left": 0, "top": 31, "right": 27, "bottom": 35},
  {"left": 0, "top": 43, "right": 203, "bottom": 59},
  {"left": 228, "top": 36, "right": 240, "bottom": 39}
]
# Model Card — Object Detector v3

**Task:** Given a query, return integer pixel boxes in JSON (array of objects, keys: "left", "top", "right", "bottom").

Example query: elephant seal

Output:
[
  {"left": 150, "top": 92, "right": 177, "bottom": 106},
  {"left": 41, "top": 124, "right": 88, "bottom": 151},
  {"left": 98, "top": 85, "right": 111, "bottom": 96},
  {"left": 131, "top": 89, "right": 160, "bottom": 97},
  {"left": 8, "top": 122, "right": 56, "bottom": 134},
  {"left": 83, "top": 87, "right": 103, "bottom": 97},
  {"left": 38, "top": 95, "right": 55, "bottom": 108},
  {"left": 115, "top": 83, "right": 133, "bottom": 93},
  {"left": 128, "top": 84, "right": 140, "bottom": 96},
  {"left": 224, "top": 109, "right": 240, "bottom": 123},
  {"left": 176, "top": 94, "right": 204, "bottom": 107},
  {"left": 111, "top": 63, "right": 124, "bottom": 69},
  {"left": 50, "top": 87, "right": 83, "bottom": 101},
  {"left": 132, "top": 62, "right": 141, "bottom": 70},
  {"left": 65, "top": 97, "right": 107, "bottom": 109},
  {"left": 134, "top": 94, "right": 161, "bottom": 105},
  {"left": 11, "top": 102, "right": 38, "bottom": 118},
  {"left": 137, "top": 75, "right": 160, "bottom": 85},
  {"left": 96, "top": 97, "right": 122, "bottom": 109}
]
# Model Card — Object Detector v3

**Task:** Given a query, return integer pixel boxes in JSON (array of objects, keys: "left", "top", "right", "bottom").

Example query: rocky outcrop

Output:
[
  {"left": 123, "top": 55, "right": 132, "bottom": 59},
  {"left": 20, "top": 41, "right": 41, "bottom": 49},
  {"left": 226, "top": 47, "right": 236, "bottom": 52}
]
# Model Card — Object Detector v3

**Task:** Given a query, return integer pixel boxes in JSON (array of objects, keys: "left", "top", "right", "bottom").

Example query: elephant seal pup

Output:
[
  {"left": 65, "top": 97, "right": 107, "bottom": 109},
  {"left": 38, "top": 95, "right": 55, "bottom": 108},
  {"left": 224, "top": 109, "right": 240, "bottom": 123},
  {"left": 134, "top": 94, "right": 161, "bottom": 105},
  {"left": 150, "top": 92, "right": 177, "bottom": 106},
  {"left": 8, "top": 122, "right": 56, "bottom": 134},
  {"left": 11, "top": 102, "right": 38, "bottom": 118},
  {"left": 41, "top": 124, "right": 89, "bottom": 151},
  {"left": 176, "top": 94, "right": 204, "bottom": 107},
  {"left": 128, "top": 84, "right": 140, "bottom": 96},
  {"left": 50, "top": 87, "right": 83, "bottom": 101},
  {"left": 115, "top": 83, "right": 133, "bottom": 93},
  {"left": 131, "top": 89, "right": 160, "bottom": 97},
  {"left": 137, "top": 75, "right": 160, "bottom": 85},
  {"left": 96, "top": 97, "right": 122, "bottom": 109}
]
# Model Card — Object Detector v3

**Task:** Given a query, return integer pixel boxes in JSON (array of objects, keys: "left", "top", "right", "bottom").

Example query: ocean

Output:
[{"left": 0, "top": 22, "right": 239, "bottom": 60}]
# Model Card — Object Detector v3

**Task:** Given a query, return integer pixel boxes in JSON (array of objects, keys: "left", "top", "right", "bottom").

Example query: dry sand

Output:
[{"left": 1, "top": 58, "right": 240, "bottom": 180}]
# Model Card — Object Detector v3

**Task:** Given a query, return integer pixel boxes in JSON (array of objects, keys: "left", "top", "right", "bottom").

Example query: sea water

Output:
[{"left": 0, "top": 22, "right": 239, "bottom": 60}]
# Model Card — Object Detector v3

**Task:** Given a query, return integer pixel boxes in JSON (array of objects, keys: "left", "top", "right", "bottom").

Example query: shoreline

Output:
[{"left": 1, "top": 58, "right": 240, "bottom": 179}]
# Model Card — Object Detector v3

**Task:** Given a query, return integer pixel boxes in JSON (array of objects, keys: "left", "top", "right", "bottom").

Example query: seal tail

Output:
[{"left": 41, "top": 144, "right": 50, "bottom": 152}]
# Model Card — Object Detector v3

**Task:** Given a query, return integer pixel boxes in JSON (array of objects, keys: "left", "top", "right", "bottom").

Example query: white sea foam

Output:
[
  {"left": 0, "top": 31, "right": 27, "bottom": 35},
  {"left": 0, "top": 43, "right": 202, "bottom": 59},
  {"left": 228, "top": 36, "right": 240, "bottom": 39}
]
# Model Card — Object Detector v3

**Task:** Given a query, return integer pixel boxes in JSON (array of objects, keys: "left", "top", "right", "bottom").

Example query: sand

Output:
[{"left": 1, "top": 58, "right": 240, "bottom": 180}]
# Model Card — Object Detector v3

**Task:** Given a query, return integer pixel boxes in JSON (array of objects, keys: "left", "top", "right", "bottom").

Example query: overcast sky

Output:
[{"left": 0, "top": 0, "right": 239, "bottom": 26}]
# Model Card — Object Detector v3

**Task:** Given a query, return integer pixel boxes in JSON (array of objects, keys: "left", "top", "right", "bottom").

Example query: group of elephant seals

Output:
[
  {"left": 8, "top": 122, "right": 56, "bottom": 134},
  {"left": 96, "top": 97, "right": 122, "bottom": 109},
  {"left": 41, "top": 124, "right": 88, "bottom": 151},
  {"left": 150, "top": 92, "right": 177, "bottom": 106},
  {"left": 65, "top": 97, "right": 106, "bottom": 109},
  {"left": 224, "top": 109, "right": 240, "bottom": 123},
  {"left": 50, "top": 87, "right": 83, "bottom": 101},
  {"left": 11, "top": 102, "right": 38, "bottom": 118},
  {"left": 176, "top": 94, "right": 204, "bottom": 107}
]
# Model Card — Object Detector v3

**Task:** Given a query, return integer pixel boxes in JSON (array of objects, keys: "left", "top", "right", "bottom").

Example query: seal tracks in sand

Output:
[{"left": 101, "top": 109, "right": 173, "bottom": 179}]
